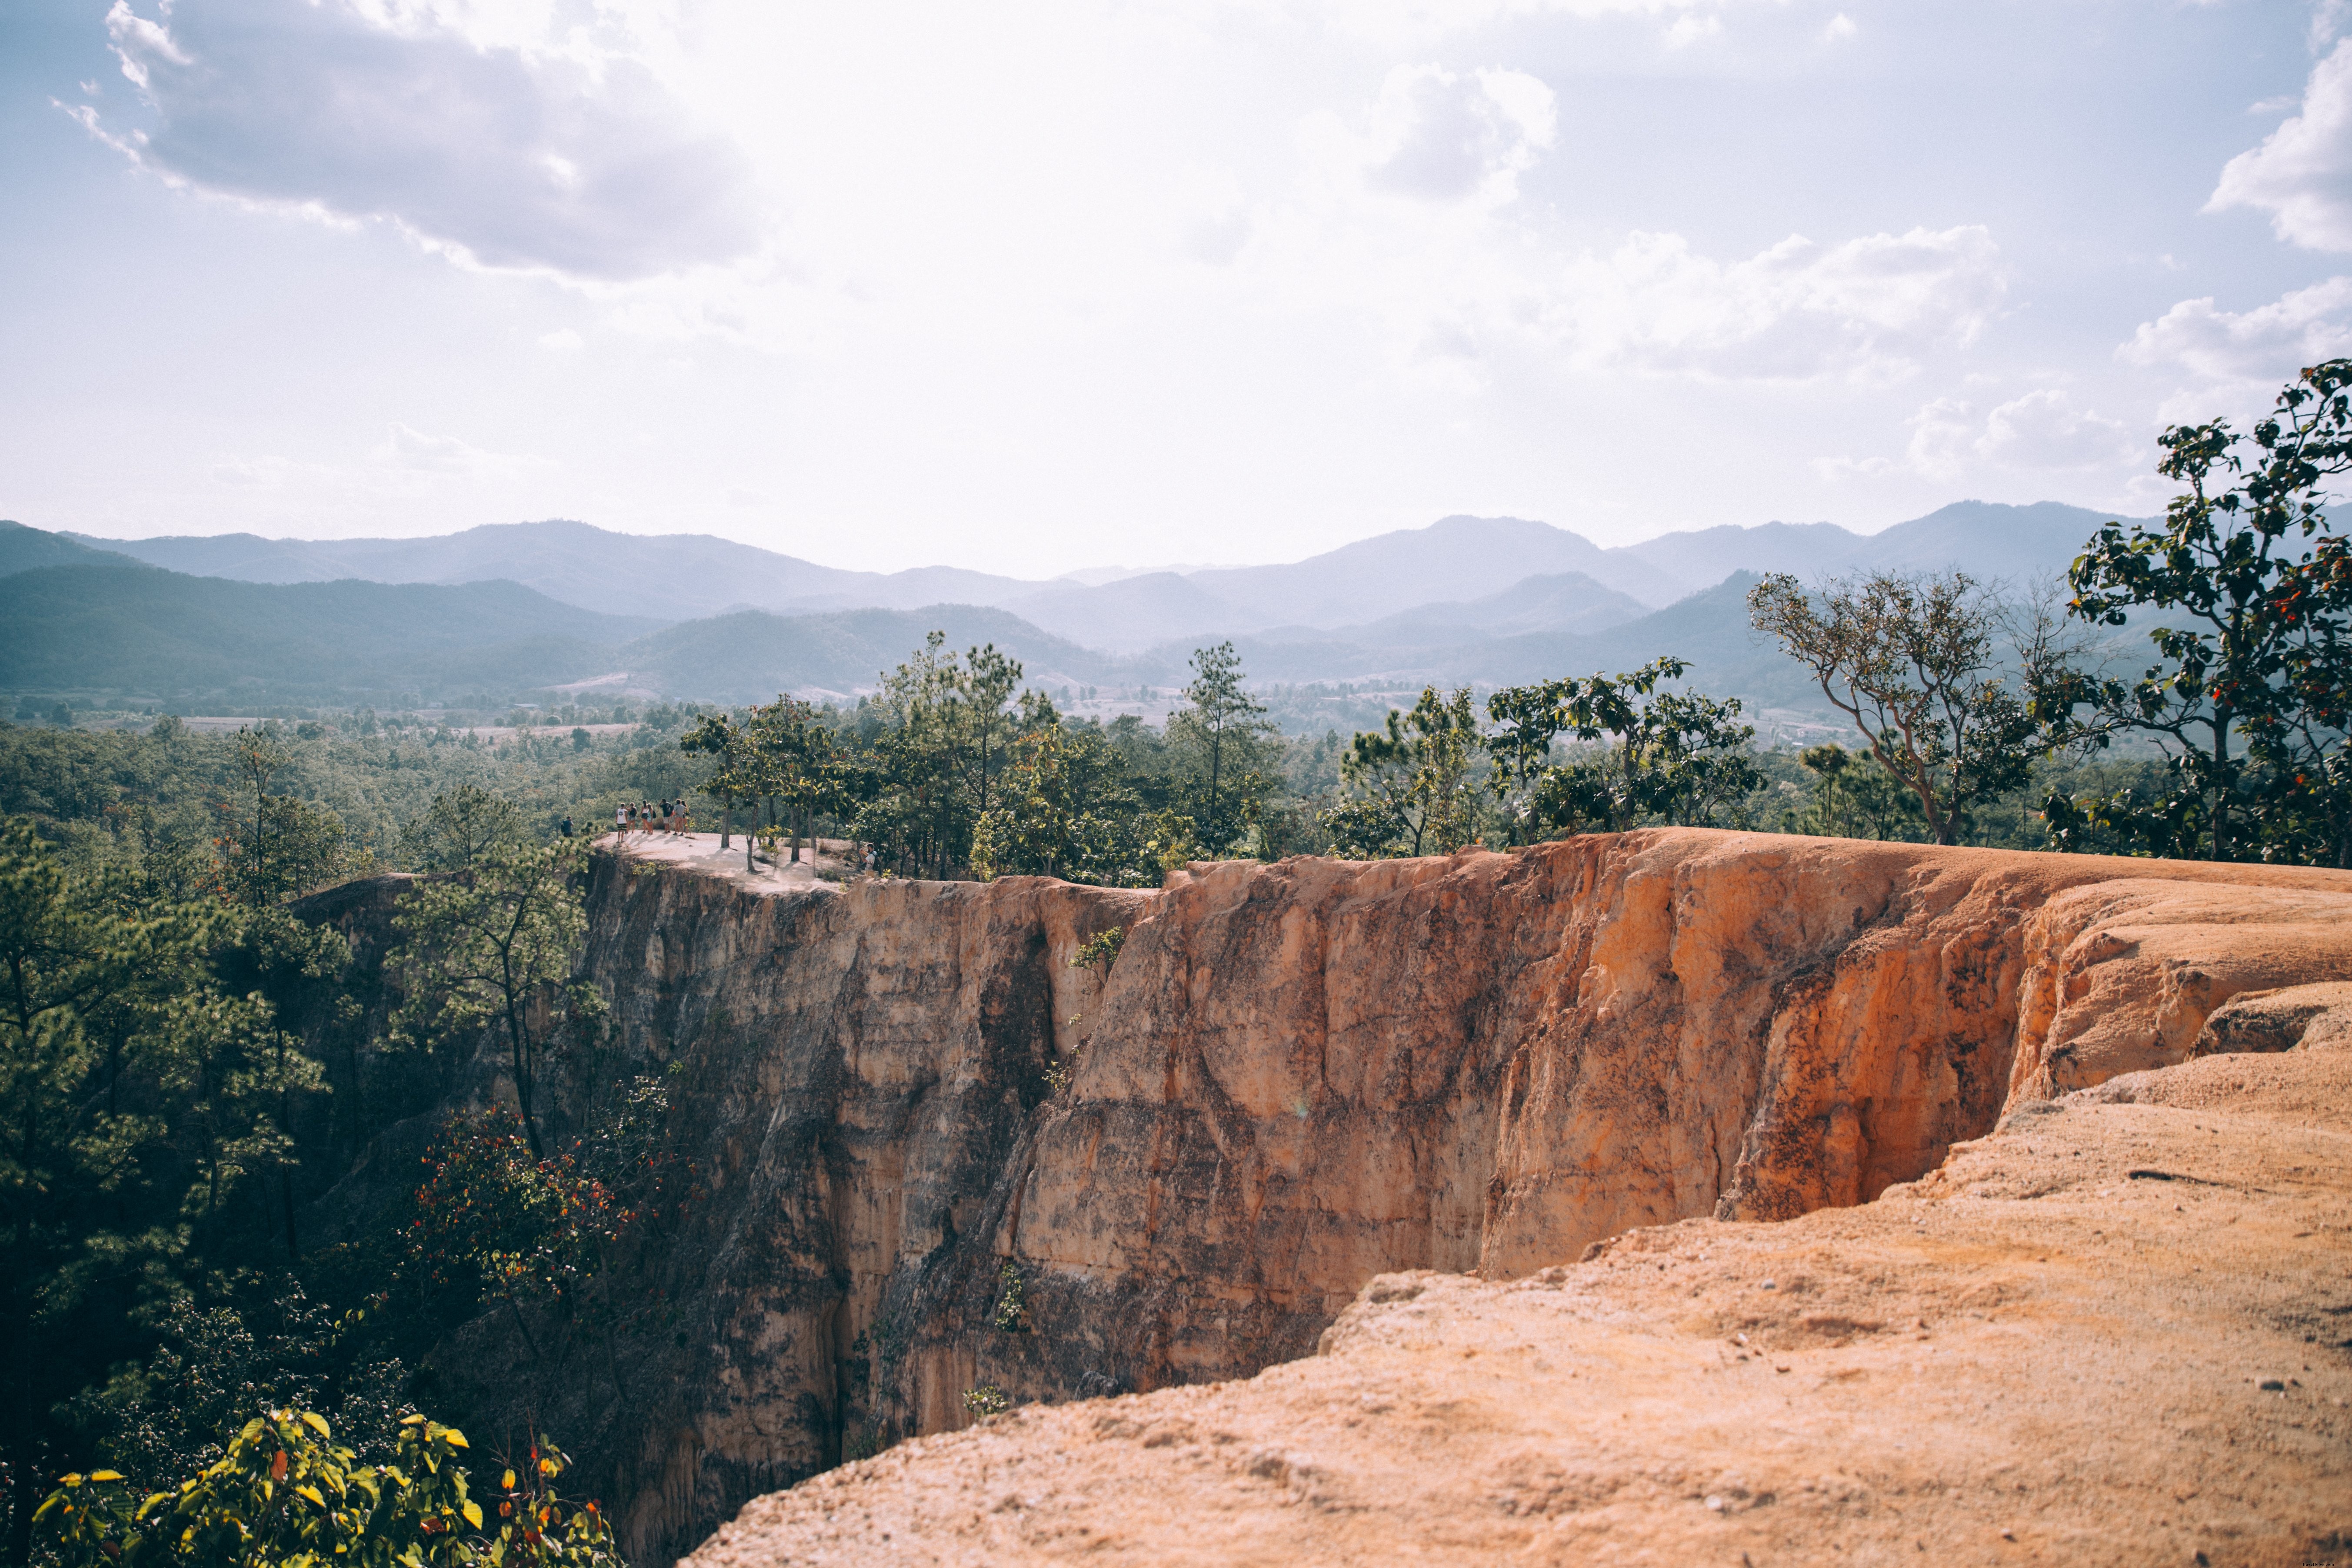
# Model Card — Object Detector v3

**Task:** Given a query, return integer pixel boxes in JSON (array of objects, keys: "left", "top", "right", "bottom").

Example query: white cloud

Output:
[
  {"left": 2209, "top": 39, "right": 2352, "bottom": 251},
  {"left": 1313, "top": 64, "right": 1557, "bottom": 208},
  {"left": 1822, "top": 13, "right": 1856, "bottom": 42},
  {"left": 538, "top": 328, "right": 586, "bottom": 351},
  {"left": 2120, "top": 276, "right": 2352, "bottom": 383},
  {"left": 1818, "top": 389, "right": 2135, "bottom": 481},
  {"left": 1267, "top": 68, "right": 2004, "bottom": 385},
  {"left": 1534, "top": 226, "right": 2004, "bottom": 382},
  {"left": 2314, "top": 0, "right": 2352, "bottom": 52},
  {"left": 373, "top": 423, "right": 541, "bottom": 473},
  {"left": 211, "top": 457, "right": 287, "bottom": 488},
  {"left": 1179, "top": 0, "right": 1762, "bottom": 50},
  {"left": 83, "top": 0, "right": 759, "bottom": 281},
  {"left": 1662, "top": 13, "right": 1721, "bottom": 47},
  {"left": 1977, "top": 389, "right": 2135, "bottom": 470}
]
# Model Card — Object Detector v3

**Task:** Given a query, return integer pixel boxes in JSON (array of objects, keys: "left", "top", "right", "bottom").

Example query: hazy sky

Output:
[{"left": 0, "top": 0, "right": 2341, "bottom": 575}]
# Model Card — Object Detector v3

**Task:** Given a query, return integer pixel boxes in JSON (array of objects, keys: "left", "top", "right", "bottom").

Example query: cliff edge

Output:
[
  {"left": 492, "top": 829, "right": 2352, "bottom": 1564},
  {"left": 685, "top": 1042, "right": 2352, "bottom": 1565}
]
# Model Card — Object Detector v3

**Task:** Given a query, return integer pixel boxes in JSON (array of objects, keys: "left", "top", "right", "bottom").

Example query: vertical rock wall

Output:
[{"left": 503, "top": 830, "right": 2352, "bottom": 1565}]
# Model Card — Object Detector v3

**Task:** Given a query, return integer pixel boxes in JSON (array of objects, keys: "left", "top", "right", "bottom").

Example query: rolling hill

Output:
[
  {"left": 614, "top": 605, "right": 1166, "bottom": 705},
  {"left": 60, "top": 501, "right": 2145, "bottom": 646},
  {"left": 3, "top": 498, "right": 2160, "bottom": 720},
  {"left": 0, "top": 563, "right": 662, "bottom": 705},
  {"left": 0, "top": 519, "right": 135, "bottom": 576},
  {"left": 62, "top": 519, "right": 1039, "bottom": 626}
]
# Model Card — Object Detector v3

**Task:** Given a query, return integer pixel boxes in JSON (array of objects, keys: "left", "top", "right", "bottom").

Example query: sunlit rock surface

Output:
[{"left": 493, "top": 829, "right": 2352, "bottom": 1564}]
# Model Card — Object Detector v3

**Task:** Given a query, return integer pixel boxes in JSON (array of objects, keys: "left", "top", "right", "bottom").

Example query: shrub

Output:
[{"left": 37, "top": 1407, "right": 624, "bottom": 1568}]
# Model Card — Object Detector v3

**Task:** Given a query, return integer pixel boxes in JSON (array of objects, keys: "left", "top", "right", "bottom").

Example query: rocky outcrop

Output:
[
  {"left": 494, "top": 830, "right": 2352, "bottom": 1565},
  {"left": 681, "top": 1041, "right": 2352, "bottom": 1567}
]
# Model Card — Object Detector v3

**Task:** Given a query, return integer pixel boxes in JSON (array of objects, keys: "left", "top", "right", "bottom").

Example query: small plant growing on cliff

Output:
[
  {"left": 1042, "top": 1054, "right": 1077, "bottom": 1095},
  {"left": 36, "top": 1408, "right": 626, "bottom": 1568},
  {"left": 1071, "top": 926, "right": 1125, "bottom": 975},
  {"left": 992, "top": 1261, "right": 1029, "bottom": 1333},
  {"left": 962, "top": 1385, "right": 1011, "bottom": 1418}
]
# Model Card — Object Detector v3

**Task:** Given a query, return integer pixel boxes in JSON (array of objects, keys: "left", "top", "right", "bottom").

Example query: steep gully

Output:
[{"left": 353, "top": 830, "right": 2352, "bottom": 1565}]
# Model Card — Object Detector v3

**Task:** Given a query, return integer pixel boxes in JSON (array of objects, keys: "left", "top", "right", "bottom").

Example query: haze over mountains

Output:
[{"left": 1, "top": 501, "right": 2145, "bottom": 720}]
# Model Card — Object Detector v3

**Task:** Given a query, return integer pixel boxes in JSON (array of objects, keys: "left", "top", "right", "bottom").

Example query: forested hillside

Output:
[{"left": 0, "top": 565, "right": 661, "bottom": 707}]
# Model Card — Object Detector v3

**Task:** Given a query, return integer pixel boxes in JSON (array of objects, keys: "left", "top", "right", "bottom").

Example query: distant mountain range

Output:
[
  {"left": 0, "top": 501, "right": 2152, "bottom": 720},
  {"left": 53, "top": 501, "right": 2137, "bottom": 653}
]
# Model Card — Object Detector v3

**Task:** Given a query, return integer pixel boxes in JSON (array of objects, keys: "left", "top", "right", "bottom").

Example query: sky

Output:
[{"left": 0, "top": 0, "right": 2344, "bottom": 577}]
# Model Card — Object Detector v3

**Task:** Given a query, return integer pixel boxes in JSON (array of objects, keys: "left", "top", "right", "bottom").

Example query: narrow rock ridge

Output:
[{"left": 515, "top": 829, "right": 2352, "bottom": 1565}]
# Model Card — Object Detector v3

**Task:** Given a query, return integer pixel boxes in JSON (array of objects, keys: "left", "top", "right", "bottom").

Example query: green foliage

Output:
[
  {"left": 1748, "top": 572, "right": 2042, "bottom": 846},
  {"left": 1165, "top": 643, "right": 1279, "bottom": 854},
  {"left": 399, "top": 785, "right": 529, "bottom": 873},
  {"left": 70, "top": 1285, "right": 409, "bottom": 1491},
  {"left": 1137, "top": 808, "right": 1200, "bottom": 877},
  {"left": 2040, "top": 359, "right": 2352, "bottom": 864},
  {"left": 1069, "top": 926, "right": 1125, "bottom": 975},
  {"left": 850, "top": 634, "right": 1026, "bottom": 879},
  {"left": 991, "top": 1262, "right": 1029, "bottom": 1334},
  {"left": 1323, "top": 686, "right": 1487, "bottom": 858},
  {"left": 960, "top": 1385, "right": 1011, "bottom": 1419},
  {"left": 387, "top": 839, "right": 603, "bottom": 1159},
  {"left": 743, "top": 697, "right": 846, "bottom": 866},
  {"left": 219, "top": 729, "right": 361, "bottom": 906},
  {"left": 1485, "top": 659, "right": 1761, "bottom": 843},
  {"left": 970, "top": 727, "right": 1155, "bottom": 885},
  {"left": 1778, "top": 744, "right": 1927, "bottom": 842},
  {"left": 37, "top": 1408, "right": 625, "bottom": 1568},
  {"left": 0, "top": 816, "right": 324, "bottom": 1550},
  {"left": 398, "top": 1110, "right": 626, "bottom": 1318},
  {"left": 0, "top": 709, "right": 714, "bottom": 902}
]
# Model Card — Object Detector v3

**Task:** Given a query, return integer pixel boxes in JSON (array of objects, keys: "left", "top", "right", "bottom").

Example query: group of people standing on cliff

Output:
[{"left": 613, "top": 799, "right": 688, "bottom": 836}]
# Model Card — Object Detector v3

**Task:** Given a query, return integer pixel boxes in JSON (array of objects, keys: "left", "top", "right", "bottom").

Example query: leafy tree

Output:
[
  {"left": 1780, "top": 743, "right": 1926, "bottom": 842},
  {"left": 1486, "top": 657, "right": 1761, "bottom": 842},
  {"left": 1166, "top": 643, "right": 1276, "bottom": 853},
  {"left": 970, "top": 725, "right": 1153, "bottom": 885},
  {"left": 37, "top": 1407, "right": 625, "bottom": 1568},
  {"left": 1322, "top": 686, "right": 1486, "bottom": 858},
  {"left": 743, "top": 697, "right": 844, "bottom": 865},
  {"left": 0, "top": 821, "right": 354, "bottom": 1562},
  {"left": 2040, "top": 360, "right": 2352, "bottom": 864},
  {"left": 1747, "top": 571, "right": 2041, "bottom": 846},
  {"left": 1137, "top": 808, "right": 1201, "bottom": 877},
  {"left": 940, "top": 643, "right": 1025, "bottom": 828},
  {"left": 218, "top": 728, "right": 353, "bottom": 906},
  {"left": 391, "top": 1109, "right": 628, "bottom": 1369},
  {"left": 679, "top": 713, "right": 761, "bottom": 867},
  {"left": 400, "top": 785, "right": 529, "bottom": 873},
  {"left": 68, "top": 1284, "right": 409, "bottom": 1490},
  {"left": 387, "top": 838, "right": 603, "bottom": 1160},
  {"left": 855, "top": 636, "right": 1027, "bottom": 879}
]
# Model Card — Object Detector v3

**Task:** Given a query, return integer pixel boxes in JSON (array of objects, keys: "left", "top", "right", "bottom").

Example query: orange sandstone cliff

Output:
[{"left": 469, "top": 829, "right": 2352, "bottom": 1565}]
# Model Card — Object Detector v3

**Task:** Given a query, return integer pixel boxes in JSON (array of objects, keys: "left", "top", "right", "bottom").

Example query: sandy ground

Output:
[
  {"left": 683, "top": 1045, "right": 2352, "bottom": 1568},
  {"left": 610, "top": 829, "right": 860, "bottom": 892}
]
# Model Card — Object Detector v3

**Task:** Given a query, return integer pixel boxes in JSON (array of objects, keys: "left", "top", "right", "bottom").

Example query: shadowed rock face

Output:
[{"left": 500, "top": 830, "right": 2352, "bottom": 1565}]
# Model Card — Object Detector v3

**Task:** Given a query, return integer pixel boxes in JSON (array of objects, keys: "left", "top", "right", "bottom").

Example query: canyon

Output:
[{"left": 373, "top": 829, "right": 2352, "bottom": 1565}]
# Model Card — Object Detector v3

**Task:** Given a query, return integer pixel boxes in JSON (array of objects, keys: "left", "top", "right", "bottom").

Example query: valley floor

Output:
[{"left": 682, "top": 1045, "right": 2352, "bottom": 1567}]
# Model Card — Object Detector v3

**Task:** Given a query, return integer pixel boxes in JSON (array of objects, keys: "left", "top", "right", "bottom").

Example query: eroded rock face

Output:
[
  {"left": 510, "top": 830, "right": 2352, "bottom": 1565},
  {"left": 679, "top": 1043, "right": 2352, "bottom": 1567}
]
